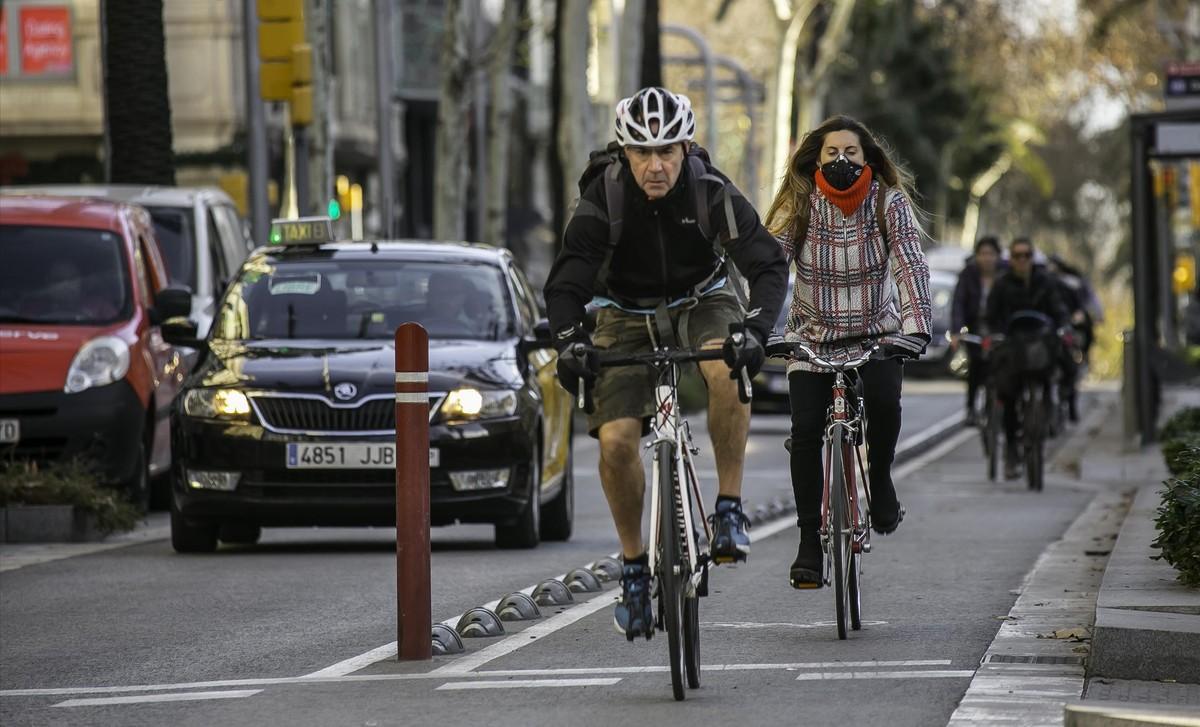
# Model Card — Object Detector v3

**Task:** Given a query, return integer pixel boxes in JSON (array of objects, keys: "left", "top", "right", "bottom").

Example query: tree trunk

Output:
[
  {"left": 556, "top": 0, "right": 594, "bottom": 233},
  {"left": 619, "top": 0, "right": 646, "bottom": 97},
  {"left": 102, "top": 0, "right": 175, "bottom": 185},
  {"left": 434, "top": 0, "right": 472, "bottom": 240},
  {"left": 640, "top": 0, "right": 661, "bottom": 87},
  {"left": 483, "top": 0, "right": 521, "bottom": 247}
]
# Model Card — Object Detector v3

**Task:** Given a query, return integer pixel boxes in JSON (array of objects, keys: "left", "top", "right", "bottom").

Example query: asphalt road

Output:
[{"left": 0, "top": 381, "right": 1097, "bottom": 727}]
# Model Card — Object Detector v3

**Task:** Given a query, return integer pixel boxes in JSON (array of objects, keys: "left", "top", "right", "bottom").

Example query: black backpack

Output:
[{"left": 571, "top": 141, "right": 746, "bottom": 304}]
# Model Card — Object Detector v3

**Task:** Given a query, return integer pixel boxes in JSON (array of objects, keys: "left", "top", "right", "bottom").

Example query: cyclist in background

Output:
[
  {"left": 950, "top": 236, "right": 1005, "bottom": 426},
  {"left": 985, "top": 237, "right": 1069, "bottom": 479},
  {"left": 762, "top": 115, "right": 932, "bottom": 589},
  {"left": 543, "top": 87, "right": 788, "bottom": 638}
]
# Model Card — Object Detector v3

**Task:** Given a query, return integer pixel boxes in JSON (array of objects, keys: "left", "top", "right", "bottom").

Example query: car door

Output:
[
  {"left": 508, "top": 263, "right": 569, "bottom": 494},
  {"left": 132, "top": 213, "right": 185, "bottom": 476}
]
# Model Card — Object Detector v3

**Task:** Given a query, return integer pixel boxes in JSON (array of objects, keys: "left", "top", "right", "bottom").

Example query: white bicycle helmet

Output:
[{"left": 614, "top": 87, "right": 695, "bottom": 147}]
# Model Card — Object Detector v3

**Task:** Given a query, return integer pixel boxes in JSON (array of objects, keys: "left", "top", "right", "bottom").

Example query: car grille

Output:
[{"left": 251, "top": 394, "right": 443, "bottom": 434}]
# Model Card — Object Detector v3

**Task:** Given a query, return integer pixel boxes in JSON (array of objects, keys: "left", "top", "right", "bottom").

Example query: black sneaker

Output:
[
  {"left": 708, "top": 499, "right": 751, "bottom": 564},
  {"left": 789, "top": 521, "right": 822, "bottom": 589},
  {"left": 872, "top": 502, "right": 905, "bottom": 535},
  {"left": 614, "top": 561, "right": 654, "bottom": 641}
]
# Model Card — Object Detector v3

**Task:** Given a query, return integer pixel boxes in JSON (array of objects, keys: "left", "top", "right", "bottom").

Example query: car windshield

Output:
[
  {"left": 0, "top": 225, "right": 132, "bottom": 325},
  {"left": 147, "top": 206, "right": 195, "bottom": 290},
  {"left": 214, "top": 259, "right": 515, "bottom": 341}
]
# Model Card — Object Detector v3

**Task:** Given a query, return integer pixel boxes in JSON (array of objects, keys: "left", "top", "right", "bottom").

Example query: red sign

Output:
[
  {"left": 0, "top": 7, "right": 8, "bottom": 76},
  {"left": 20, "top": 6, "right": 73, "bottom": 76}
]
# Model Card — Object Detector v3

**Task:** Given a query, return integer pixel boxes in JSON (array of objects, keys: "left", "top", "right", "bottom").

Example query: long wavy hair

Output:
[{"left": 764, "top": 115, "right": 920, "bottom": 239}]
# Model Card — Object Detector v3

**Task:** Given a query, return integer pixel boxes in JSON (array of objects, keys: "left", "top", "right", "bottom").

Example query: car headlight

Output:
[
  {"left": 183, "top": 389, "right": 252, "bottom": 420},
  {"left": 438, "top": 388, "right": 518, "bottom": 422},
  {"left": 65, "top": 336, "right": 130, "bottom": 393}
]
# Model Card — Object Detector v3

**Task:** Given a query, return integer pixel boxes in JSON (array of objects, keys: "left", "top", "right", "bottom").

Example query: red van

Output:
[{"left": 0, "top": 196, "right": 192, "bottom": 507}]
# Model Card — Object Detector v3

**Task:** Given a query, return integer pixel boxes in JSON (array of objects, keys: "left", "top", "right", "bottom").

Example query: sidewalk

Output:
[{"left": 1073, "top": 385, "right": 1200, "bottom": 724}]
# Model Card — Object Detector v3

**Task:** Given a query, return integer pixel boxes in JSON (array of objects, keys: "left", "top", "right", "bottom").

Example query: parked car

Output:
[
  {"left": 165, "top": 219, "right": 573, "bottom": 552},
  {"left": 2, "top": 185, "right": 253, "bottom": 338},
  {"left": 907, "top": 267, "right": 958, "bottom": 375},
  {"left": 0, "top": 196, "right": 192, "bottom": 506}
]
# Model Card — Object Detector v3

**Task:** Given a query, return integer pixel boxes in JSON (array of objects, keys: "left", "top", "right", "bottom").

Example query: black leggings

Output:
[
  {"left": 966, "top": 346, "right": 989, "bottom": 413},
  {"left": 788, "top": 359, "right": 904, "bottom": 522}
]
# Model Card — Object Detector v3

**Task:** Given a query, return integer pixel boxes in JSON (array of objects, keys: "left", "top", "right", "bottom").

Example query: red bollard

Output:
[{"left": 395, "top": 322, "right": 431, "bottom": 660}]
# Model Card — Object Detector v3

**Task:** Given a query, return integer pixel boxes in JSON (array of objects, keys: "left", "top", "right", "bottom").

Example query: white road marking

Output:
[
  {"left": 300, "top": 642, "right": 399, "bottom": 679},
  {"left": 53, "top": 690, "right": 262, "bottom": 708},
  {"left": 795, "top": 670, "right": 975, "bottom": 681},
  {"left": 430, "top": 592, "right": 618, "bottom": 675},
  {"left": 436, "top": 678, "right": 622, "bottom": 690},
  {"left": 2, "top": 660, "right": 963, "bottom": 699},
  {"left": 895, "top": 411, "right": 966, "bottom": 455},
  {"left": 703, "top": 620, "right": 888, "bottom": 630},
  {"left": 893, "top": 427, "right": 975, "bottom": 480}
]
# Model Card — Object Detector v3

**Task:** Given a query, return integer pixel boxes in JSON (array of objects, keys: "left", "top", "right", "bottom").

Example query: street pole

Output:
[
  {"left": 395, "top": 322, "right": 431, "bottom": 661},
  {"left": 374, "top": 0, "right": 396, "bottom": 239},
  {"left": 243, "top": 0, "right": 270, "bottom": 243},
  {"left": 294, "top": 126, "right": 311, "bottom": 215}
]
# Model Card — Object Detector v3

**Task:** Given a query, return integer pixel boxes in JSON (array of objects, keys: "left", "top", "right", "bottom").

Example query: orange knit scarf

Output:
[{"left": 815, "top": 164, "right": 873, "bottom": 217}]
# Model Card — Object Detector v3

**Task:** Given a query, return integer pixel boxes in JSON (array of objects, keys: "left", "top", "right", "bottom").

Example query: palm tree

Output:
[{"left": 102, "top": 0, "right": 175, "bottom": 185}]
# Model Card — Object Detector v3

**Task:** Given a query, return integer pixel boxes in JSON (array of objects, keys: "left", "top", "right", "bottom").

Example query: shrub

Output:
[
  {"left": 1162, "top": 436, "right": 1200, "bottom": 477},
  {"left": 0, "top": 458, "right": 141, "bottom": 534},
  {"left": 1151, "top": 476, "right": 1200, "bottom": 588},
  {"left": 1160, "top": 406, "right": 1200, "bottom": 443}
]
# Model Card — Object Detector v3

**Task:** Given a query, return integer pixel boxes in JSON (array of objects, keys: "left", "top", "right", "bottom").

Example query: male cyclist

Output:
[
  {"left": 985, "top": 237, "right": 1069, "bottom": 479},
  {"left": 543, "top": 87, "right": 788, "bottom": 639}
]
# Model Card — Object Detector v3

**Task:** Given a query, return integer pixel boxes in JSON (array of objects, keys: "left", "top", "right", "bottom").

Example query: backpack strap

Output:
[
  {"left": 686, "top": 155, "right": 739, "bottom": 254},
  {"left": 594, "top": 161, "right": 625, "bottom": 293}
]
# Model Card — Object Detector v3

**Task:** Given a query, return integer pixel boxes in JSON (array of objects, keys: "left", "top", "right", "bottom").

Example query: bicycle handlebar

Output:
[
  {"left": 571, "top": 343, "right": 750, "bottom": 412},
  {"left": 764, "top": 339, "right": 885, "bottom": 372}
]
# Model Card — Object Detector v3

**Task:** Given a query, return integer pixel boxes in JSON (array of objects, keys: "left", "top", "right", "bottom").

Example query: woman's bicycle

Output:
[
  {"left": 573, "top": 327, "right": 753, "bottom": 701},
  {"left": 959, "top": 333, "right": 1001, "bottom": 482},
  {"left": 766, "top": 338, "right": 891, "bottom": 640}
]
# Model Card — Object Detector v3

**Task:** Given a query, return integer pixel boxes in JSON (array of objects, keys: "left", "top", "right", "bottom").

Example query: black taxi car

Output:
[{"left": 163, "top": 218, "right": 574, "bottom": 552}]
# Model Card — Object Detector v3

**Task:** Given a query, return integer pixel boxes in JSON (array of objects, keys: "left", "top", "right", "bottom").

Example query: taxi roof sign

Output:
[{"left": 268, "top": 216, "right": 334, "bottom": 246}]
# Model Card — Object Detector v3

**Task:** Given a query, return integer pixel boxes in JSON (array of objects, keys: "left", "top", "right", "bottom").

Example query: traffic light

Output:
[
  {"left": 1174, "top": 253, "right": 1195, "bottom": 295},
  {"left": 327, "top": 198, "right": 341, "bottom": 220},
  {"left": 256, "top": 0, "right": 303, "bottom": 102},
  {"left": 336, "top": 174, "right": 351, "bottom": 213}
]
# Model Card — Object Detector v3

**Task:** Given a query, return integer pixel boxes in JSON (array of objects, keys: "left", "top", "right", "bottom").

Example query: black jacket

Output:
[
  {"left": 951, "top": 260, "right": 1007, "bottom": 333},
  {"left": 985, "top": 268, "right": 1069, "bottom": 333},
  {"left": 544, "top": 158, "right": 788, "bottom": 342}
]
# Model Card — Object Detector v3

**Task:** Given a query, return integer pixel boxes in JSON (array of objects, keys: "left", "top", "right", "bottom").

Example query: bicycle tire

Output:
[
  {"left": 656, "top": 441, "right": 687, "bottom": 701},
  {"left": 846, "top": 442, "right": 863, "bottom": 631},
  {"left": 986, "top": 396, "right": 1000, "bottom": 482},
  {"left": 829, "top": 427, "right": 851, "bottom": 641},
  {"left": 680, "top": 453, "right": 701, "bottom": 690},
  {"left": 1024, "top": 387, "right": 1045, "bottom": 492}
]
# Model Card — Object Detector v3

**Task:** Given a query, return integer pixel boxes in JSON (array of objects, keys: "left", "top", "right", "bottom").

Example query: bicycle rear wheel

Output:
[
  {"left": 829, "top": 428, "right": 852, "bottom": 640},
  {"left": 656, "top": 441, "right": 687, "bottom": 701}
]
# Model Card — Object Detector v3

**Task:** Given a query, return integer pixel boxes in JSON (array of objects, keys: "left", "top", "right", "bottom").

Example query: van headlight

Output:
[
  {"left": 183, "top": 389, "right": 252, "bottom": 421},
  {"left": 64, "top": 336, "right": 130, "bottom": 393},
  {"left": 438, "top": 388, "right": 518, "bottom": 422}
]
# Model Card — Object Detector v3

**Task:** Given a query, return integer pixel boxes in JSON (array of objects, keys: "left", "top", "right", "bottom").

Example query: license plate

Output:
[
  {"left": 286, "top": 443, "right": 439, "bottom": 469},
  {"left": 0, "top": 419, "right": 17, "bottom": 444}
]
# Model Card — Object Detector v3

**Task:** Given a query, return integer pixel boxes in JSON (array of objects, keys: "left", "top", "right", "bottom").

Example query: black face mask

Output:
[{"left": 820, "top": 155, "right": 865, "bottom": 191}]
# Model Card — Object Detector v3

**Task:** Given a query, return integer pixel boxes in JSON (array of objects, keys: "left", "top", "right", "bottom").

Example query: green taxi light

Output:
[
  {"left": 268, "top": 216, "right": 335, "bottom": 246},
  {"left": 327, "top": 199, "right": 342, "bottom": 220}
]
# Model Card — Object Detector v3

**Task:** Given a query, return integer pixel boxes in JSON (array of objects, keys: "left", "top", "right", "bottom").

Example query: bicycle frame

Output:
[{"left": 821, "top": 369, "right": 872, "bottom": 559}]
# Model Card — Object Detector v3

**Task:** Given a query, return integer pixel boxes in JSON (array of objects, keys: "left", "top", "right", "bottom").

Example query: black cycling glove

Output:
[
  {"left": 881, "top": 333, "right": 930, "bottom": 360},
  {"left": 722, "top": 325, "right": 766, "bottom": 379},
  {"left": 553, "top": 323, "right": 598, "bottom": 396}
]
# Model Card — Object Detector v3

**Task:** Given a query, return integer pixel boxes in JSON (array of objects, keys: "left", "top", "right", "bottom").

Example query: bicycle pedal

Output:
[{"left": 789, "top": 578, "right": 821, "bottom": 590}]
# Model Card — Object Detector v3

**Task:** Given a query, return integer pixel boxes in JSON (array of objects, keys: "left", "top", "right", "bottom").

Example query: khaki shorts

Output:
[{"left": 587, "top": 283, "right": 743, "bottom": 436}]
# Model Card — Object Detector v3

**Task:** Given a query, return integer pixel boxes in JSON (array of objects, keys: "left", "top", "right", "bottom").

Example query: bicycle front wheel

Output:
[
  {"left": 656, "top": 441, "right": 687, "bottom": 701},
  {"left": 1024, "top": 386, "right": 1045, "bottom": 492},
  {"left": 680, "top": 451, "right": 701, "bottom": 690},
  {"left": 829, "top": 427, "right": 852, "bottom": 641}
]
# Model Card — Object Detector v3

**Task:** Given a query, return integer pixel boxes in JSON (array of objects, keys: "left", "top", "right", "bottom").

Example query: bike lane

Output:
[{"left": 4, "top": 396, "right": 1098, "bottom": 727}]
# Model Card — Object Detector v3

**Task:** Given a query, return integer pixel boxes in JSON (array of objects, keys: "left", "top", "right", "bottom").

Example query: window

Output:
[
  {"left": 146, "top": 206, "right": 196, "bottom": 290},
  {"left": 0, "top": 226, "right": 132, "bottom": 325},
  {"left": 207, "top": 210, "right": 230, "bottom": 298}
]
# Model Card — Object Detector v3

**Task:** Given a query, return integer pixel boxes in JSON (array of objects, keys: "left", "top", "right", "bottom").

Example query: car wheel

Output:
[
  {"left": 496, "top": 453, "right": 540, "bottom": 549},
  {"left": 122, "top": 441, "right": 151, "bottom": 514},
  {"left": 171, "top": 504, "right": 218, "bottom": 553},
  {"left": 540, "top": 427, "right": 574, "bottom": 542},
  {"left": 219, "top": 522, "right": 262, "bottom": 545}
]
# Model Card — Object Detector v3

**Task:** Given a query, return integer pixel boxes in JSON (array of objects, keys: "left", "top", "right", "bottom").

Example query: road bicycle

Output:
[
  {"left": 766, "top": 338, "right": 888, "bottom": 640},
  {"left": 574, "top": 327, "right": 753, "bottom": 700},
  {"left": 958, "top": 332, "right": 1001, "bottom": 482}
]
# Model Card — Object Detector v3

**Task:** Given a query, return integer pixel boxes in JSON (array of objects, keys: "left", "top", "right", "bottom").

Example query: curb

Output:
[
  {"left": 1065, "top": 700, "right": 1200, "bottom": 727},
  {"left": 1090, "top": 483, "right": 1200, "bottom": 684}
]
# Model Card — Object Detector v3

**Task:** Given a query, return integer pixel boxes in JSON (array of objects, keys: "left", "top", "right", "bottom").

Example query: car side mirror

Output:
[
  {"left": 160, "top": 317, "right": 203, "bottom": 350},
  {"left": 152, "top": 285, "right": 193, "bottom": 324},
  {"left": 519, "top": 318, "right": 555, "bottom": 359}
]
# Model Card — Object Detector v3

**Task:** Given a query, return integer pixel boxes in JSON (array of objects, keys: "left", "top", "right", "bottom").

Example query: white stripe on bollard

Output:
[
  {"left": 395, "top": 393, "right": 427, "bottom": 403},
  {"left": 395, "top": 372, "right": 429, "bottom": 383}
]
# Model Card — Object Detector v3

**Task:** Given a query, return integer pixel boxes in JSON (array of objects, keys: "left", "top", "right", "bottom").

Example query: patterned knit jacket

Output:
[{"left": 777, "top": 180, "right": 933, "bottom": 373}]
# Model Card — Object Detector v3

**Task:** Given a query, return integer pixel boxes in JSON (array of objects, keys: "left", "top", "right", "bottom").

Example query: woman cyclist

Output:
[
  {"left": 763, "top": 116, "right": 933, "bottom": 589},
  {"left": 950, "top": 235, "right": 1005, "bottom": 426}
]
